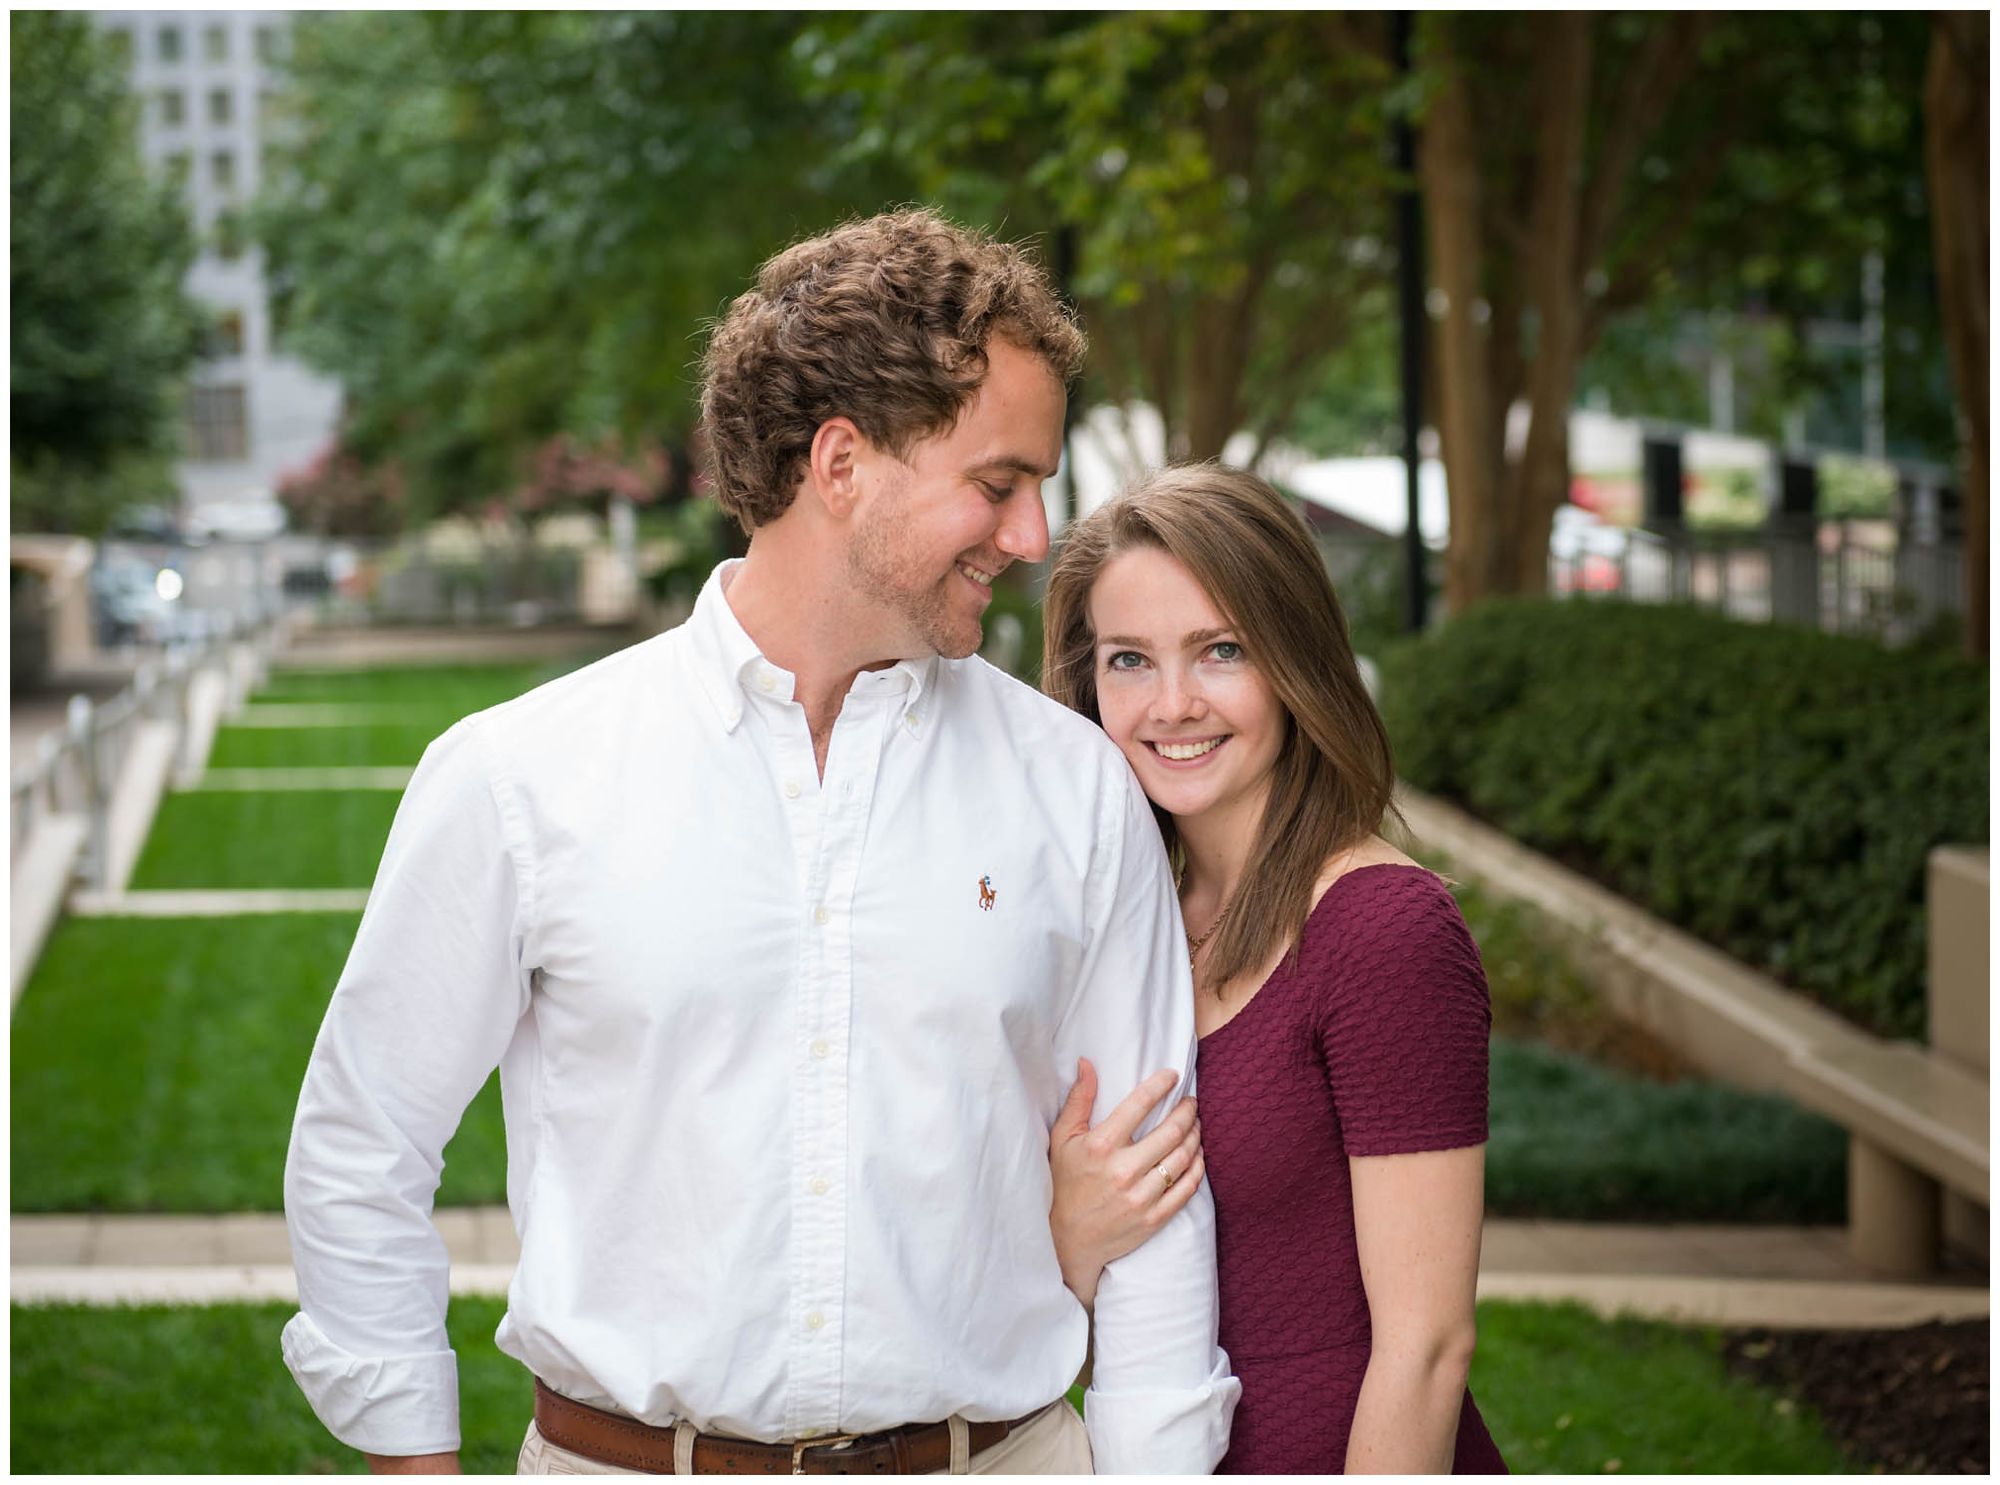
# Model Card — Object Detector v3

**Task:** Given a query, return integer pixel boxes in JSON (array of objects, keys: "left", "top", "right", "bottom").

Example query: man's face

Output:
[{"left": 845, "top": 338, "right": 1066, "bottom": 660}]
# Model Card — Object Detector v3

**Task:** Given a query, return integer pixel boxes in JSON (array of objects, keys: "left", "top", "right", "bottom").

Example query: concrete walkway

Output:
[
  {"left": 11, "top": 1211, "right": 1987, "bottom": 1326},
  {"left": 188, "top": 767, "right": 415, "bottom": 791},
  {"left": 68, "top": 888, "right": 371, "bottom": 917}
]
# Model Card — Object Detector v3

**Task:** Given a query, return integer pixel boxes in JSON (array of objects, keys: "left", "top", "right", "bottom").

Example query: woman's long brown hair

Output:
[{"left": 1042, "top": 463, "right": 1399, "bottom": 994}]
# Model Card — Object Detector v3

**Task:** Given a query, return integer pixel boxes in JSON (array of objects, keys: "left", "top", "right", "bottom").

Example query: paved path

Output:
[
  {"left": 188, "top": 767, "right": 415, "bottom": 791},
  {"left": 227, "top": 705, "right": 435, "bottom": 727},
  {"left": 276, "top": 624, "right": 624, "bottom": 669},
  {"left": 68, "top": 888, "right": 370, "bottom": 917},
  {"left": 11, "top": 1212, "right": 1987, "bottom": 1326}
]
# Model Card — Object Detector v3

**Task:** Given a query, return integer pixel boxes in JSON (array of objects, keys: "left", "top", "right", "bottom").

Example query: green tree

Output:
[
  {"left": 258, "top": 11, "right": 898, "bottom": 518},
  {"left": 10, "top": 10, "right": 201, "bottom": 534},
  {"left": 805, "top": 12, "right": 1398, "bottom": 466},
  {"left": 1414, "top": 12, "right": 1945, "bottom": 611},
  {"left": 1924, "top": 12, "right": 1988, "bottom": 656}
]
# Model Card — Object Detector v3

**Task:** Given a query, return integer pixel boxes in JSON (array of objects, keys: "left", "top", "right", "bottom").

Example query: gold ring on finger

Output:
[{"left": 1155, "top": 1160, "right": 1176, "bottom": 1190}]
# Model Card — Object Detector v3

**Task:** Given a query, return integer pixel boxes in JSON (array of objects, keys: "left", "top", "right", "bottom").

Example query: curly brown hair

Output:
[{"left": 699, "top": 208, "right": 1087, "bottom": 531}]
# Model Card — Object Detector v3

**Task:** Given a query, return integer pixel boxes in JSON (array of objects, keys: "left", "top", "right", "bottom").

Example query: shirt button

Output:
[
  {"left": 904, "top": 710, "right": 918, "bottom": 728},
  {"left": 758, "top": 672, "right": 776, "bottom": 693},
  {"left": 806, "top": 1311, "right": 825, "bottom": 1331},
  {"left": 809, "top": 1177, "right": 830, "bottom": 1196},
  {"left": 813, "top": 905, "right": 829, "bottom": 925},
  {"left": 810, "top": 1038, "right": 830, "bottom": 1059},
  {"left": 784, "top": 781, "right": 800, "bottom": 799}
]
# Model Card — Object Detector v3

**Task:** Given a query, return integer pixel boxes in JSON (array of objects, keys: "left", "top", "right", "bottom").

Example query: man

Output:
[{"left": 282, "top": 209, "right": 1237, "bottom": 1475}]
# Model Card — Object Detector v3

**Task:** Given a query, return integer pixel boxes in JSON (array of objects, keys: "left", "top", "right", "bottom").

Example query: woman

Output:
[{"left": 1040, "top": 464, "right": 1506, "bottom": 1474}]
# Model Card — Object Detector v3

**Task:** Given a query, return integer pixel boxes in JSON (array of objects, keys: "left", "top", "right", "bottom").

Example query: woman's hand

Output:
[{"left": 1048, "top": 1057, "right": 1204, "bottom": 1311}]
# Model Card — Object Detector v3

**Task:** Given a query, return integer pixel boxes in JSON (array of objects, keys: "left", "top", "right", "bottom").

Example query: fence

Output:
[
  {"left": 1549, "top": 523, "right": 1965, "bottom": 643},
  {"left": 9, "top": 611, "right": 280, "bottom": 881}
]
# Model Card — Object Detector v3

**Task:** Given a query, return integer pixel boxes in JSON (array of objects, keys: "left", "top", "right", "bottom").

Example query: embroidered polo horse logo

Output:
[{"left": 978, "top": 875, "right": 997, "bottom": 911}]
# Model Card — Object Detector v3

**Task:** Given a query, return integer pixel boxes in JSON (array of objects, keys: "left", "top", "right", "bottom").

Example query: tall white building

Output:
[{"left": 96, "top": 10, "right": 341, "bottom": 518}]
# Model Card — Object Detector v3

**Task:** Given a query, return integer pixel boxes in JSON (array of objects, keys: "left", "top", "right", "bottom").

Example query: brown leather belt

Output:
[{"left": 533, "top": 1379, "right": 1042, "bottom": 1474}]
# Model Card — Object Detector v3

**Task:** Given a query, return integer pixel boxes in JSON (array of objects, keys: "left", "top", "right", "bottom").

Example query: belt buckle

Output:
[{"left": 791, "top": 1430, "right": 867, "bottom": 1475}]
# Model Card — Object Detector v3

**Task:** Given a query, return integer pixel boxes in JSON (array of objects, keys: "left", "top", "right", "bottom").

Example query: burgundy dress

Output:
[{"left": 1199, "top": 864, "right": 1508, "bottom": 1473}]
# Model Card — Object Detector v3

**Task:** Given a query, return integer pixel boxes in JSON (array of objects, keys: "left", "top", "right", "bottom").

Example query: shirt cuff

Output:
[
  {"left": 281, "top": 1310, "right": 462, "bottom": 1457},
  {"left": 1082, "top": 1352, "right": 1241, "bottom": 1474}
]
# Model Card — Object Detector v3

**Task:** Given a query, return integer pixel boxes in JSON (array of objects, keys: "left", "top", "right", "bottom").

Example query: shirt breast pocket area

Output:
[{"left": 854, "top": 859, "right": 1079, "bottom": 1051}]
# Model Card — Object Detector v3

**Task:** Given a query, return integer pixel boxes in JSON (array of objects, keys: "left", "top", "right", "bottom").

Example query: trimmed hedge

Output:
[{"left": 1379, "top": 600, "right": 1987, "bottom": 1038}]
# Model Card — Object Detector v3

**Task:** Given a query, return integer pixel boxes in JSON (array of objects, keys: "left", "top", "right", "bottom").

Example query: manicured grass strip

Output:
[
  {"left": 128, "top": 790, "right": 404, "bottom": 890},
  {"left": 255, "top": 658, "right": 602, "bottom": 708},
  {"left": 11, "top": 914, "right": 505, "bottom": 1212},
  {"left": 1470, "top": 1300, "right": 1854, "bottom": 1473},
  {"left": 1487, "top": 1037, "right": 1848, "bottom": 1223},
  {"left": 207, "top": 721, "right": 455, "bottom": 769},
  {"left": 7, "top": 1299, "right": 1850, "bottom": 1474},
  {"left": 11, "top": 1299, "right": 529, "bottom": 1474}
]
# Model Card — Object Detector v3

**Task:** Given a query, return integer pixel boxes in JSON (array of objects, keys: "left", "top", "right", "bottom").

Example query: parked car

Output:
[
  {"left": 186, "top": 498, "right": 287, "bottom": 543},
  {"left": 91, "top": 555, "right": 186, "bottom": 645},
  {"left": 1549, "top": 503, "right": 1630, "bottom": 593}
]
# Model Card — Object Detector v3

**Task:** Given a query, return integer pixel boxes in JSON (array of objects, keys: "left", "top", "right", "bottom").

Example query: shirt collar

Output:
[{"left": 685, "top": 559, "right": 938, "bottom": 733}]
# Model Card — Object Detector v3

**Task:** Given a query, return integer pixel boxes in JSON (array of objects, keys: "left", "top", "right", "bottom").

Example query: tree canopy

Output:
[
  {"left": 11, "top": 10, "right": 201, "bottom": 534},
  {"left": 254, "top": 10, "right": 1969, "bottom": 629}
]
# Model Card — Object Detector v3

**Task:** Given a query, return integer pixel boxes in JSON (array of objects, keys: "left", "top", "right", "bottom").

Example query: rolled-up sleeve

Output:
[
  {"left": 1056, "top": 755, "right": 1240, "bottom": 1473},
  {"left": 282, "top": 716, "right": 534, "bottom": 1456}
]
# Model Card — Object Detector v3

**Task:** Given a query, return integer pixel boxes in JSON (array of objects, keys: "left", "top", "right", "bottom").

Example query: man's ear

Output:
[{"left": 806, "top": 417, "right": 865, "bottom": 520}]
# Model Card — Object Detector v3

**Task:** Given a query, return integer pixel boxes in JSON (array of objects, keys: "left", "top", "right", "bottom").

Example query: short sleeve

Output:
[{"left": 1317, "top": 870, "right": 1491, "bottom": 1158}]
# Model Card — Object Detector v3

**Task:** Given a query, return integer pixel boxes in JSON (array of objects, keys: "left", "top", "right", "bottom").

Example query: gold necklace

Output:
[{"left": 1186, "top": 898, "right": 1233, "bottom": 957}]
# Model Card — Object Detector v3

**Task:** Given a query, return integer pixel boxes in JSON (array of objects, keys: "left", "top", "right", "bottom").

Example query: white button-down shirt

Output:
[{"left": 282, "top": 561, "right": 1238, "bottom": 1471}]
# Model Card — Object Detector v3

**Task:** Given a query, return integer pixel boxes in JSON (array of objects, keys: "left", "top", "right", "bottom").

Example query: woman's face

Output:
[{"left": 1086, "top": 546, "right": 1286, "bottom": 828}]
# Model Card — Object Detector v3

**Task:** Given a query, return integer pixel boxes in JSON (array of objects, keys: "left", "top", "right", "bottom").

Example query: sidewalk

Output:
[{"left": 12, "top": 1211, "right": 1988, "bottom": 1327}]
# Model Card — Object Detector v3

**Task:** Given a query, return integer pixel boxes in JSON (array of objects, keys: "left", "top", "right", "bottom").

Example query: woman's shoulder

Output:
[
  {"left": 1304, "top": 837, "right": 1453, "bottom": 928},
  {"left": 1298, "top": 840, "right": 1483, "bottom": 1001}
]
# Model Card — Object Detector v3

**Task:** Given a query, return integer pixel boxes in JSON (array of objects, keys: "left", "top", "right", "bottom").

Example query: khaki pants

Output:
[{"left": 517, "top": 1400, "right": 1092, "bottom": 1475}]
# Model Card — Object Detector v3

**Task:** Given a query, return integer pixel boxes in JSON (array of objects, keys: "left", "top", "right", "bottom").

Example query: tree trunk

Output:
[
  {"left": 1924, "top": 15, "right": 1989, "bottom": 657},
  {"left": 1419, "top": 55, "right": 1502, "bottom": 614},
  {"left": 1506, "top": 14, "right": 1592, "bottom": 595}
]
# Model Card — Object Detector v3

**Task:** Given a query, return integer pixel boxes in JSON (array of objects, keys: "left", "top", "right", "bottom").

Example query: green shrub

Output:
[
  {"left": 1487, "top": 1038, "right": 1847, "bottom": 1222},
  {"left": 1379, "top": 600, "right": 1987, "bottom": 1037}
]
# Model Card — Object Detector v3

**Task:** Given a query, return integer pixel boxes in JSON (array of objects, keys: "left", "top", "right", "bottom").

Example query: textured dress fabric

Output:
[{"left": 1198, "top": 864, "right": 1508, "bottom": 1474}]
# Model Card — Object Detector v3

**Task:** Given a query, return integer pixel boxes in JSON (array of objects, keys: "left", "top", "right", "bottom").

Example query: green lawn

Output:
[
  {"left": 128, "top": 791, "right": 404, "bottom": 890},
  {"left": 11, "top": 1299, "right": 531, "bottom": 1474},
  {"left": 11, "top": 914, "right": 504, "bottom": 1212},
  {"left": 8, "top": 1298, "right": 1852, "bottom": 1474},
  {"left": 1470, "top": 1301, "right": 1853, "bottom": 1473},
  {"left": 206, "top": 722, "right": 452, "bottom": 770},
  {"left": 254, "top": 659, "right": 603, "bottom": 709},
  {"left": 1488, "top": 1037, "right": 1848, "bottom": 1222}
]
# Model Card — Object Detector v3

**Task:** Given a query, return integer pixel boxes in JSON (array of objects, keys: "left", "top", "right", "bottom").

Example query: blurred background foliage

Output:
[
  {"left": 10, "top": 11, "right": 204, "bottom": 535},
  {"left": 238, "top": 10, "right": 1967, "bottom": 544}
]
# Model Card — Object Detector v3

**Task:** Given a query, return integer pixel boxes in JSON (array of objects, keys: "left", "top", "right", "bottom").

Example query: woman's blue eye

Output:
[
  {"left": 1211, "top": 641, "right": 1243, "bottom": 661},
  {"left": 1105, "top": 651, "right": 1144, "bottom": 671}
]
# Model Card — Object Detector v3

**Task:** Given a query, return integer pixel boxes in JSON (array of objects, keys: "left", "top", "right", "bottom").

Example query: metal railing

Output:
[
  {"left": 1549, "top": 523, "right": 1964, "bottom": 644},
  {"left": 9, "top": 611, "right": 281, "bottom": 882}
]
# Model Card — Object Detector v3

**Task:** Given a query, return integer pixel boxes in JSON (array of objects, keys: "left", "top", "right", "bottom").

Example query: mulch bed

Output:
[{"left": 1723, "top": 1320, "right": 1989, "bottom": 1473}]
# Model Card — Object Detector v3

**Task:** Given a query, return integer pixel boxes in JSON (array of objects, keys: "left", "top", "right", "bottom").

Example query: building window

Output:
[
  {"left": 157, "top": 24, "right": 183, "bottom": 64},
  {"left": 204, "top": 24, "right": 228, "bottom": 63},
  {"left": 208, "top": 87, "right": 233, "bottom": 126},
  {"left": 254, "top": 25, "right": 283, "bottom": 64},
  {"left": 258, "top": 90, "right": 283, "bottom": 127},
  {"left": 185, "top": 385, "right": 249, "bottom": 462},
  {"left": 159, "top": 90, "right": 186, "bottom": 128},
  {"left": 213, "top": 210, "right": 247, "bottom": 262},
  {"left": 105, "top": 28, "right": 133, "bottom": 66},
  {"left": 165, "top": 151, "right": 192, "bottom": 191},
  {"left": 208, "top": 311, "right": 247, "bottom": 360},
  {"left": 211, "top": 150, "right": 236, "bottom": 193}
]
